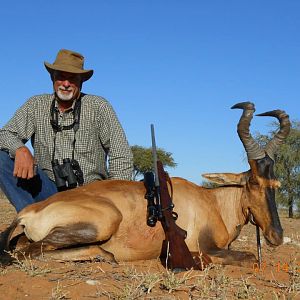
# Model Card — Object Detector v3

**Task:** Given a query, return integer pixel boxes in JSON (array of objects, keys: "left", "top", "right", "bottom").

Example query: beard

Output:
[{"left": 56, "top": 86, "right": 76, "bottom": 101}]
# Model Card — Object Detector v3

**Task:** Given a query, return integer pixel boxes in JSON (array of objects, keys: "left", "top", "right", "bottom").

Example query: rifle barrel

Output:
[{"left": 151, "top": 124, "right": 160, "bottom": 187}]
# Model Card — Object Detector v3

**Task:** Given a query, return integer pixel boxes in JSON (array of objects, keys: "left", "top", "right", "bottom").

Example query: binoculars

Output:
[{"left": 52, "top": 158, "right": 84, "bottom": 191}]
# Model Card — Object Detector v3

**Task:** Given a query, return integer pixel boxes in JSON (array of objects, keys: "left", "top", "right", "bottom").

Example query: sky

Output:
[{"left": 0, "top": 1, "right": 299, "bottom": 184}]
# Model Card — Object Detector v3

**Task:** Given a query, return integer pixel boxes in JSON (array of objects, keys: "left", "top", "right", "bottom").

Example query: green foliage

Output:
[
  {"left": 131, "top": 145, "right": 176, "bottom": 180},
  {"left": 201, "top": 180, "right": 220, "bottom": 188},
  {"left": 255, "top": 121, "right": 300, "bottom": 217},
  {"left": 275, "top": 121, "right": 300, "bottom": 217}
]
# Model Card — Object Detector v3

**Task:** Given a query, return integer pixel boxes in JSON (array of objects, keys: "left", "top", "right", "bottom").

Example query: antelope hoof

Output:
[
  {"left": 0, "top": 252, "right": 14, "bottom": 266},
  {"left": 94, "top": 254, "right": 118, "bottom": 266}
]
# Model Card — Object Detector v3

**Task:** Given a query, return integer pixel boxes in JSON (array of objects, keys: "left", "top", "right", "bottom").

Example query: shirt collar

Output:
[{"left": 53, "top": 93, "right": 81, "bottom": 113}]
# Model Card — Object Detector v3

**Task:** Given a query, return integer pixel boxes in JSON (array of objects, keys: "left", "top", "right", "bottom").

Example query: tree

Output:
[
  {"left": 131, "top": 145, "right": 176, "bottom": 180},
  {"left": 201, "top": 180, "right": 220, "bottom": 189},
  {"left": 255, "top": 121, "right": 300, "bottom": 218}
]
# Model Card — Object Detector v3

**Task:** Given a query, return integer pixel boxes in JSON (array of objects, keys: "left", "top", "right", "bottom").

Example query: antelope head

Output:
[{"left": 232, "top": 101, "right": 290, "bottom": 246}]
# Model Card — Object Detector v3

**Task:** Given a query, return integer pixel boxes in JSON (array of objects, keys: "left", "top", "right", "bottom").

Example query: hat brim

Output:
[{"left": 44, "top": 61, "right": 93, "bottom": 82}]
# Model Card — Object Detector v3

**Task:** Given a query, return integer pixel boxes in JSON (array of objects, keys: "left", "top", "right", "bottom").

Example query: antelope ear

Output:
[{"left": 202, "top": 171, "right": 250, "bottom": 186}]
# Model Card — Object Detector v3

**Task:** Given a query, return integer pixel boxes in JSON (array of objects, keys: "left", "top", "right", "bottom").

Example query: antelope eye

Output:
[{"left": 249, "top": 177, "right": 259, "bottom": 186}]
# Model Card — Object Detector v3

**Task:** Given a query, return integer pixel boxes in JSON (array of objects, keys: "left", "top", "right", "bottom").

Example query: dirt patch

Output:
[{"left": 0, "top": 196, "right": 299, "bottom": 299}]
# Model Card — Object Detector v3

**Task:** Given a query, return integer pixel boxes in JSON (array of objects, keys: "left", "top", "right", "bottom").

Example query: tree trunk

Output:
[{"left": 288, "top": 198, "right": 294, "bottom": 218}]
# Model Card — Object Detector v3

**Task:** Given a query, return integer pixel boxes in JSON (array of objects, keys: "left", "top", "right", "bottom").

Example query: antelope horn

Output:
[
  {"left": 256, "top": 110, "right": 291, "bottom": 161},
  {"left": 231, "top": 102, "right": 254, "bottom": 110},
  {"left": 231, "top": 102, "right": 265, "bottom": 160}
]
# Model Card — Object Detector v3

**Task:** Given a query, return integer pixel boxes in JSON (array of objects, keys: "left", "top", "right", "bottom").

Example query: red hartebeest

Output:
[{"left": 0, "top": 102, "right": 290, "bottom": 267}]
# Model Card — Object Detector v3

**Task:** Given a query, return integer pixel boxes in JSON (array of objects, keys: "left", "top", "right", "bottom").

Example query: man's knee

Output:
[{"left": 0, "top": 150, "right": 14, "bottom": 174}]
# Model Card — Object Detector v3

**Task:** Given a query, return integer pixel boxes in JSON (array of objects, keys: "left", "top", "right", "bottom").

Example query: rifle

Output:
[{"left": 145, "top": 124, "right": 211, "bottom": 271}]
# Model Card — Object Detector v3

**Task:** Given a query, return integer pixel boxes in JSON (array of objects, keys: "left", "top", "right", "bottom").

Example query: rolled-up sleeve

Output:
[{"left": 0, "top": 98, "right": 35, "bottom": 157}]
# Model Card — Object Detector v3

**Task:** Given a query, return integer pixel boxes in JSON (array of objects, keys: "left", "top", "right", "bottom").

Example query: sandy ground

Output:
[{"left": 0, "top": 194, "right": 299, "bottom": 300}]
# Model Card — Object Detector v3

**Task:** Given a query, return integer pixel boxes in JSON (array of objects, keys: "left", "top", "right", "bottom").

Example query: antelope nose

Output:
[{"left": 267, "top": 227, "right": 283, "bottom": 246}]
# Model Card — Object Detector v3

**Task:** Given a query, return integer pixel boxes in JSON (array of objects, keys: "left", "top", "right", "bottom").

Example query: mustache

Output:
[{"left": 58, "top": 85, "right": 74, "bottom": 92}]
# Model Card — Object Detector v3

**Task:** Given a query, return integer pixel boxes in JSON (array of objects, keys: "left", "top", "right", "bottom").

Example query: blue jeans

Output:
[{"left": 0, "top": 150, "right": 58, "bottom": 212}]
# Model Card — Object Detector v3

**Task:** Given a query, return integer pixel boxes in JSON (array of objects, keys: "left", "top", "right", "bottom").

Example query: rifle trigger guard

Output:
[
  {"left": 172, "top": 211, "right": 178, "bottom": 220},
  {"left": 161, "top": 203, "right": 174, "bottom": 212}
]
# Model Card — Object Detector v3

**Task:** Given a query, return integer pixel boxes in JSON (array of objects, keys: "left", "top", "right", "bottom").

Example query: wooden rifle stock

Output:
[
  {"left": 157, "top": 160, "right": 211, "bottom": 271},
  {"left": 150, "top": 124, "right": 211, "bottom": 271}
]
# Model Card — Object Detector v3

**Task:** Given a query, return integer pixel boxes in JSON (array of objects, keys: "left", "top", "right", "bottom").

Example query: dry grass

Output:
[
  {"left": 1, "top": 193, "right": 300, "bottom": 299},
  {"left": 9, "top": 251, "right": 52, "bottom": 277},
  {"left": 50, "top": 281, "right": 71, "bottom": 300}
]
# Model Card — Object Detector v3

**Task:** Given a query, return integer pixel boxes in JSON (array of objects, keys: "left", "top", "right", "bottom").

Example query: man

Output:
[{"left": 0, "top": 49, "right": 133, "bottom": 212}]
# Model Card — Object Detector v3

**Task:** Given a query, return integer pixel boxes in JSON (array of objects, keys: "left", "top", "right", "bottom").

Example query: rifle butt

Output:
[{"left": 160, "top": 238, "right": 211, "bottom": 271}]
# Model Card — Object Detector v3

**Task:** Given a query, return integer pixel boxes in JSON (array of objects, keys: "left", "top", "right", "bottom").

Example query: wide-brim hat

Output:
[{"left": 44, "top": 49, "right": 93, "bottom": 82}]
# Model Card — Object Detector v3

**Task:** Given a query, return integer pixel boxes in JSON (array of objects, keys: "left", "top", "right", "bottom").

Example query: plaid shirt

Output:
[{"left": 0, "top": 93, "right": 133, "bottom": 183}]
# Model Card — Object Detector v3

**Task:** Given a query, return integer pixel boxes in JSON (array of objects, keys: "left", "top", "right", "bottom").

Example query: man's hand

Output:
[{"left": 14, "top": 146, "right": 35, "bottom": 179}]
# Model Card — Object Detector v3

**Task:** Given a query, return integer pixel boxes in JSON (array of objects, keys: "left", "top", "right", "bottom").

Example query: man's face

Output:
[{"left": 53, "top": 71, "right": 82, "bottom": 101}]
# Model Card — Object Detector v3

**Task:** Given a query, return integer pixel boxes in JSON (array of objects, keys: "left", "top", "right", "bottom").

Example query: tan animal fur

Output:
[{"left": 0, "top": 102, "right": 289, "bottom": 268}]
